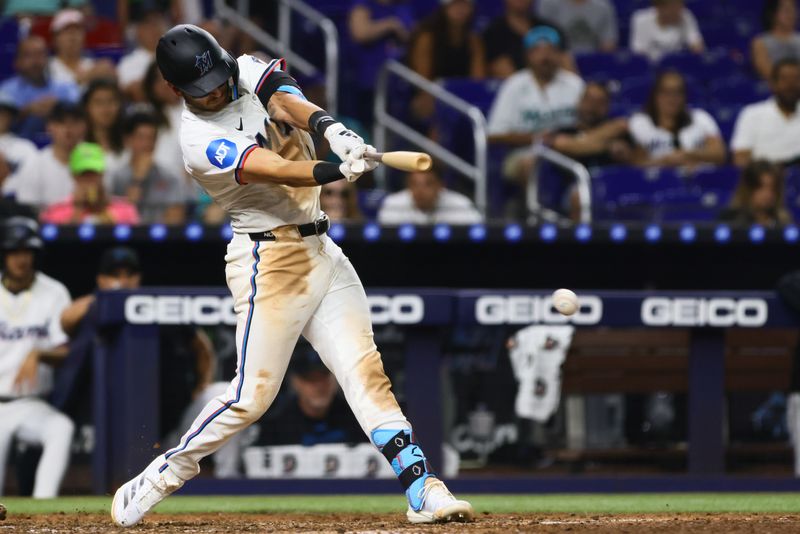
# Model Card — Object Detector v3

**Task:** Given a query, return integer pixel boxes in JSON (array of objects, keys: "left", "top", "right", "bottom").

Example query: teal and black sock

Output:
[{"left": 371, "top": 429, "right": 434, "bottom": 511}]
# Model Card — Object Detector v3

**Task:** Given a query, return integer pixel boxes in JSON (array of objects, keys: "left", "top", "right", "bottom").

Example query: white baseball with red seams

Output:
[{"left": 553, "top": 288, "right": 579, "bottom": 316}]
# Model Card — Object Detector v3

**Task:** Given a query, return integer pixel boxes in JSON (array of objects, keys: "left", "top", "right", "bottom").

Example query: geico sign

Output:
[
  {"left": 475, "top": 295, "right": 602, "bottom": 325},
  {"left": 125, "top": 295, "right": 236, "bottom": 325},
  {"left": 641, "top": 298, "right": 768, "bottom": 327},
  {"left": 367, "top": 295, "right": 424, "bottom": 324}
]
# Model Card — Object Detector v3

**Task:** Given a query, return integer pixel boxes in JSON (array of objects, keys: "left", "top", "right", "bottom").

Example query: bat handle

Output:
[{"left": 364, "top": 151, "right": 383, "bottom": 162}]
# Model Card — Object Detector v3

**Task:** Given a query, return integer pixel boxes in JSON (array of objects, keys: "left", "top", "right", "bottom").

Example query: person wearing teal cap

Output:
[
  {"left": 487, "top": 24, "right": 586, "bottom": 215},
  {"left": 39, "top": 142, "right": 140, "bottom": 225}
]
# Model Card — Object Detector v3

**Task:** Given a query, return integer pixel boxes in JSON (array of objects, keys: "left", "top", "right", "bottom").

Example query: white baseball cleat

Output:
[
  {"left": 406, "top": 478, "right": 475, "bottom": 524},
  {"left": 111, "top": 458, "right": 184, "bottom": 527}
]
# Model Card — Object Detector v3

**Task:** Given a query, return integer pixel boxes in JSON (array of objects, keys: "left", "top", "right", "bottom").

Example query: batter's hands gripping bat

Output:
[{"left": 350, "top": 151, "right": 433, "bottom": 173}]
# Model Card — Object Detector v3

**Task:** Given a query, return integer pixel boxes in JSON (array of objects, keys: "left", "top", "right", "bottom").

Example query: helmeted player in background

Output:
[
  {"left": 111, "top": 25, "right": 474, "bottom": 526},
  {"left": 0, "top": 217, "right": 74, "bottom": 498}
]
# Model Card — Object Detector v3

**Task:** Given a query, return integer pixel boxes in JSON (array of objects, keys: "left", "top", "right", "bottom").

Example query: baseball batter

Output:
[{"left": 111, "top": 25, "right": 474, "bottom": 526}]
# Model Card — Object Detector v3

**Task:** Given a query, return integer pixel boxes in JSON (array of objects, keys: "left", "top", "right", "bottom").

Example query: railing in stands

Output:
[
  {"left": 214, "top": 0, "right": 339, "bottom": 115},
  {"left": 373, "top": 61, "right": 488, "bottom": 217},
  {"left": 528, "top": 144, "right": 592, "bottom": 224}
]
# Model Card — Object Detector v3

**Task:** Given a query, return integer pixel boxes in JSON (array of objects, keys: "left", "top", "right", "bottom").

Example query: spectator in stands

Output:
[
  {"left": 255, "top": 345, "right": 364, "bottom": 446},
  {"left": 378, "top": 168, "right": 482, "bottom": 224},
  {"left": 82, "top": 79, "right": 126, "bottom": 177},
  {"left": 0, "top": 217, "right": 74, "bottom": 498},
  {"left": 3, "top": 0, "right": 87, "bottom": 16},
  {"left": 407, "top": 0, "right": 485, "bottom": 123},
  {"left": 49, "top": 9, "right": 117, "bottom": 88},
  {"left": 14, "top": 103, "right": 86, "bottom": 209},
  {"left": 484, "top": 0, "right": 575, "bottom": 79},
  {"left": 752, "top": 0, "right": 800, "bottom": 81},
  {"left": 0, "top": 93, "right": 41, "bottom": 200},
  {"left": 320, "top": 181, "right": 363, "bottom": 223},
  {"left": 549, "top": 81, "right": 636, "bottom": 168},
  {"left": 488, "top": 26, "right": 585, "bottom": 190},
  {"left": 143, "top": 61, "right": 188, "bottom": 187},
  {"left": 409, "top": 0, "right": 486, "bottom": 80},
  {"left": 629, "top": 70, "right": 726, "bottom": 167},
  {"left": 109, "top": 112, "right": 185, "bottom": 224},
  {"left": 347, "top": 0, "right": 415, "bottom": 120},
  {"left": 537, "top": 0, "right": 619, "bottom": 53},
  {"left": 117, "top": 10, "right": 167, "bottom": 101},
  {"left": 630, "top": 0, "right": 704, "bottom": 62},
  {"left": 719, "top": 161, "right": 792, "bottom": 226},
  {"left": 40, "top": 142, "right": 139, "bottom": 224},
  {"left": 0, "top": 36, "right": 80, "bottom": 141},
  {"left": 488, "top": 26, "right": 584, "bottom": 146},
  {"left": 732, "top": 59, "right": 800, "bottom": 167}
]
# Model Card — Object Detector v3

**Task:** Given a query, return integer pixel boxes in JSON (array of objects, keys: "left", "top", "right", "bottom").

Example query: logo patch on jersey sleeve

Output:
[{"left": 206, "top": 139, "right": 238, "bottom": 169}]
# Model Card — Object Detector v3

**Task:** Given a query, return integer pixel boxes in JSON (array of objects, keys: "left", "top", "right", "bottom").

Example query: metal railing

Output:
[
  {"left": 214, "top": 0, "right": 339, "bottom": 115},
  {"left": 373, "top": 61, "right": 488, "bottom": 216},
  {"left": 528, "top": 144, "right": 592, "bottom": 224}
]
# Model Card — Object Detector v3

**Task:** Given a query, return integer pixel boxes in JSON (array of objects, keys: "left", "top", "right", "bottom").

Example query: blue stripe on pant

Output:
[{"left": 161, "top": 242, "right": 261, "bottom": 468}]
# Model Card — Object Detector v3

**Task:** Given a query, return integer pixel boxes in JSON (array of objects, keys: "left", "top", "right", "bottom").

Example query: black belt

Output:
[{"left": 249, "top": 216, "right": 330, "bottom": 242}]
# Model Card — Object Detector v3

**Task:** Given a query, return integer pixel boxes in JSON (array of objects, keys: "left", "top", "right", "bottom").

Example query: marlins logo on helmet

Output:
[{"left": 195, "top": 50, "right": 213, "bottom": 75}]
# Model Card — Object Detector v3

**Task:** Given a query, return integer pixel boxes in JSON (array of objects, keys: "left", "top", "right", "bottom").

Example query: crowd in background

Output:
[{"left": 0, "top": 1, "right": 796, "bottom": 226}]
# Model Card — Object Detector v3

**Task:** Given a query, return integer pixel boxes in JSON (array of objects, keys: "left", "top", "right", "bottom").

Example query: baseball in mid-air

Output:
[{"left": 552, "top": 288, "right": 579, "bottom": 316}]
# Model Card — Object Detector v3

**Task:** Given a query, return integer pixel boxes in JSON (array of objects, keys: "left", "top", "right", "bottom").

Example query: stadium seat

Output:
[
  {"left": 440, "top": 78, "right": 500, "bottom": 116},
  {"left": 575, "top": 52, "right": 650, "bottom": 82},
  {"left": 658, "top": 50, "right": 747, "bottom": 81},
  {"left": 708, "top": 77, "right": 770, "bottom": 107}
]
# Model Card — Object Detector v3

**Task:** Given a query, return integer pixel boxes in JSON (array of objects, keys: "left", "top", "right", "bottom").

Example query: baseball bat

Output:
[{"left": 365, "top": 151, "right": 433, "bottom": 172}]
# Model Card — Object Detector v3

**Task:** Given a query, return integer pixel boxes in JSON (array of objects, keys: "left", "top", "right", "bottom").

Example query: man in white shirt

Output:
[
  {"left": 731, "top": 58, "right": 800, "bottom": 167},
  {"left": 118, "top": 10, "right": 167, "bottom": 101},
  {"left": 630, "top": 0, "right": 704, "bottom": 62},
  {"left": 488, "top": 25, "right": 585, "bottom": 145},
  {"left": 488, "top": 25, "right": 585, "bottom": 192},
  {"left": 378, "top": 170, "right": 482, "bottom": 225},
  {"left": 14, "top": 102, "right": 87, "bottom": 209},
  {"left": 0, "top": 217, "right": 74, "bottom": 498},
  {"left": 0, "top": 93, "right": 40, "bottom": 198}
]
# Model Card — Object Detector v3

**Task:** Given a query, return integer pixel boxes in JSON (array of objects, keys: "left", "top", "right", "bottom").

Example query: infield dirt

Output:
[{"left": 1, "top": 512, "right": 799, "bottom": 533}]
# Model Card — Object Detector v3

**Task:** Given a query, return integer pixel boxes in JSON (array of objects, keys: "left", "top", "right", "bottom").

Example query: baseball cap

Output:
[
  {"left": 98, "top": 247, "right": 141, "bottom": 275},
  {"left": 290, "top": 344, "right": 330, "bottom": 378},
  {"left": 69, "top": 142, "right": 106, "bottom": 175},
  {"left": 524, "top": 25, "right": 562, "bottom": 50},
  {"left": 51, "top": 9, "right": 85, "bottom": 34}
]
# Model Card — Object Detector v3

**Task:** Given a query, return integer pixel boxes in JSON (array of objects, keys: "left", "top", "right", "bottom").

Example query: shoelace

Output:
[{"left": 416, "top": 479, "right": 455, "bottom": 510}]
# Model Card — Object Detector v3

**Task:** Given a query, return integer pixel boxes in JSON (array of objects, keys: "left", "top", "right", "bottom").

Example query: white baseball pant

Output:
[
  {"left": 158, "top": 227, "right": 409, "bottom": 480},
  {"left": 0, "top": 397, "right": 75, "bottom": 498}
]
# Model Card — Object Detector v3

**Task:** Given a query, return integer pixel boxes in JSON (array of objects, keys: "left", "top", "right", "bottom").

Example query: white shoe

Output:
[
  {"left": 406, "top": 478, "right": 475, "bottom": 524},
  {"left": 110, "top": 458, "right": 184, "bottom": 527}
]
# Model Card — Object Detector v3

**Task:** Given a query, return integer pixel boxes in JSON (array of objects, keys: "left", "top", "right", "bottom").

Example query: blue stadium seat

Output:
[
  {"left": 658, "top": 50, "right": 747, "bottom": 81},
  {"left": 708, "top": 77, "right": 770, "bottom": 106},
  {"left": 708, "top": 102, "right": 746, "bottom": 143},
  {"left": 690, "top": 166, "right": 740, "bottom": 210},
  {"left": 575, "top": 52, "right": 650, "bottom": 81},
  {"left": 440, "top": 78, "right": 501, "bottom": 116}
]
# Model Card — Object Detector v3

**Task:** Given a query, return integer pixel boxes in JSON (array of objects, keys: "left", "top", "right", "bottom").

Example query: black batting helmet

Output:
[
  {"left": 2, "top": 217, "right": 43, "bottom": 252},
  {"left": 156, "top": 24, "right": 239, "bottom": 98}
]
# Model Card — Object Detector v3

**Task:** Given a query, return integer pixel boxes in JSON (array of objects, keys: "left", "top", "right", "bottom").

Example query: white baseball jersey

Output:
[
  {"left": 0, "top": 272, "right": 71, "bottom": 398},
  {"left": 180, "top": 55, "right": 319, "bottom": 233}
]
